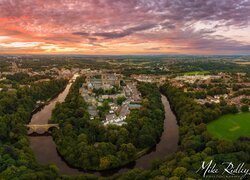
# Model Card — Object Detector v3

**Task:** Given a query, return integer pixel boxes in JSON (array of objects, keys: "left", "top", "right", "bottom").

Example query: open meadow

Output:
[{"left": 207, "top": 112, "right": 250, "bottom": 141}]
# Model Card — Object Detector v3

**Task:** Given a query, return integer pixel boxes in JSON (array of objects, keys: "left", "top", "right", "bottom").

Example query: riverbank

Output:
[{"left": 30, "top": 82, "right": 69, "bottom": 115}]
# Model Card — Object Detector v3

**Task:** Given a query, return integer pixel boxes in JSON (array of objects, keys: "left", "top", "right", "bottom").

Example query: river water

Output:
[{"left": 29, "top": 80, "right": 179, "bottom": 176}]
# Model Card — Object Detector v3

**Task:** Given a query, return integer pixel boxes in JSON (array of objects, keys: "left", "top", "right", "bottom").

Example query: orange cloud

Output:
[{"left": 0, "top": 0, "right": 249, "bottom": 55}]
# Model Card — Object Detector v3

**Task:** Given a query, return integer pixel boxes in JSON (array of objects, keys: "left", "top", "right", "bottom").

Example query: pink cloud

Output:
[{"left": 0, "top": 0, "right": 249, "bottom": 54}]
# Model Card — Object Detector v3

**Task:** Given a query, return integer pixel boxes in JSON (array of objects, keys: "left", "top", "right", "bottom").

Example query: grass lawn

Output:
[
  {"left": 207, "top": 112, "right": 250, "bottom": 141},
  {"left": 184, "top": 71, "right": 210, "bottom": 75}
]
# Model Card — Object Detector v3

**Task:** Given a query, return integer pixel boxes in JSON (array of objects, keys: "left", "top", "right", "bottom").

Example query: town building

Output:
[{"left": 86, "top": 73, "right": 122, "bottom": 91}]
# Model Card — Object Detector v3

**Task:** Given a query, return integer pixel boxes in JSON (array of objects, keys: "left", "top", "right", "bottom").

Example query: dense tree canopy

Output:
[
  {"left": 6, "top": 73, "right": 51, "bottom": 85},
  {"left": 0, "top": 79, "right": 67, "bottom": 179}
]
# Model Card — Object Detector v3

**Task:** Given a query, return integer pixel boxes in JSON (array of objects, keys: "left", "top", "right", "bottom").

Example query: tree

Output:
[
  {"left": 120, "top": 143, "right": 136, "bottom": 158},
  {"left": 117, "top": 96, "right": 126, "bottom": 105},
  {"left": 172, "top": 167, "right": 187, "bottom": 178},
  {"left": 0, "top": 121, "right": 8, "bottom": 140},
  {"left": 216, "top": 140, "right": 235, "bottom": 154},
  {"left": 241, "top": 105, "right": 249, "bottom": 112},
  {"left": 99, "top": 156, "right": 111, "bottom": 169}
]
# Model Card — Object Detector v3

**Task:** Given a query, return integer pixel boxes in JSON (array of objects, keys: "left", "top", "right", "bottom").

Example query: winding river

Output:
[{"left": 29, "top": 79, "right": 179, "bottom": 176}]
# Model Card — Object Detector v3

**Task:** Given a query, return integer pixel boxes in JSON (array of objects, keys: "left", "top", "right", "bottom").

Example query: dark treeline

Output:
[
  {"left": 50, "top": 77, "right": 164, "bottom": 170},
  {"left": 19, "top": 57, "right": 112, "bottom": 71},
  {"left": 176, "top": 61, "right": 250, "bottom": 73},
  {"left": 0, "top": 79, "right": 67, "bottom": 179},
  {"left": 122, "top": 68, "right": 169, "bottom": 76},
  {"left": 0, "top": 60, "right": 10, "bottom": 71},
  {"left": 5, "top": 72, "right": 51, "bottom": 85}
]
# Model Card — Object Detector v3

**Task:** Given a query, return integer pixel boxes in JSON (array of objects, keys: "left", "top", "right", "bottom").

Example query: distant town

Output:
[{"left": 2, "top": 57, "right": 249, "bottom": 120}]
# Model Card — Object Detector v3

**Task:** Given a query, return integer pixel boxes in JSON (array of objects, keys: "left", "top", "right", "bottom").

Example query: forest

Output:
[
  {"left": 5, "top": 72, "right": 51, "bottom": 85},
  {"left": 109, "top": 83, "right": 250, "bottom": 179},
  {"left": 175, "top": 60, "right": 250, "bottom": 73},
  {"left": 0, "top": 79, "right": 67, "bottom": 179},
  {"left": 50, "top": 77, "right": 165, "bottom": 170}
]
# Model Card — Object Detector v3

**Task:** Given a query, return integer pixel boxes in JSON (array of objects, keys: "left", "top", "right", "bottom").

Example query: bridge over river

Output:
[{"left": 26, "top": 124, "right": 59, "bottom": 135}]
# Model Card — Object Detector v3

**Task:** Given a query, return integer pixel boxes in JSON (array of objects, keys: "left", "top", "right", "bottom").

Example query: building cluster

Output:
[
  {"left": 196, "top": 94, "right": 250, "bottom": 110},
  {"left": 195, "top": 94, "right": 228, "bottom": 105},
  {"left": 0, "top": 60, "right": 80, "bottom": 93},
  {"left": 228, "top": 95, "right": 250, "bottom": 107},
  {"left": 131, "top": 74, "right": 168, "bottom": 84},
  {"left": 85, "top": 73, "right": 122, "bottom": 90},
  {"left": 50, "top": 67, "right": 80, "bottom": 80},
  {"left": 174, "top": 75, "right": 221, "bottom": 84},
  {"left": 79, "top": 72, "right": 142, "bottom": 126},
  {"left": 124, "top": 82, "right": 142, "bottom": 103},
  {"left": 103, "top": 82, "right": 142, "bottom": 125},
  {"left": 104, "top": 101, "right": 130, "bottom": 126},
  {"left": 175, "top": 73, "right": 250, "bottom": 110}
]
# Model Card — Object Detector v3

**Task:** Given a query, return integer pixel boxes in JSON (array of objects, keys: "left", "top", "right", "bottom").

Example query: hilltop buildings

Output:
[
  {"left": 86, "top": 73, "right": 121, "bottom": 90},
  {"left": 79, "top": 72, "right": 141, "bottom": 126}
]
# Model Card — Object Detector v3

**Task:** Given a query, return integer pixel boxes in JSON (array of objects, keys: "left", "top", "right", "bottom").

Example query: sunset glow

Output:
[{"left": 0, "top": 0, "right": 250, "bottom": 55}]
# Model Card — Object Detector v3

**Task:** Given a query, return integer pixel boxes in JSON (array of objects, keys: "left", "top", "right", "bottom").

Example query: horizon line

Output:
[{"left": 0, "top": 53, "right": 250, "bottom": 57}]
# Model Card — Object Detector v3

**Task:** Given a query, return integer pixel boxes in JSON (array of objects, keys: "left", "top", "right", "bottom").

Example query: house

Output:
[{"left": 88, "top": 106, "right": 98, "bottom": 118}]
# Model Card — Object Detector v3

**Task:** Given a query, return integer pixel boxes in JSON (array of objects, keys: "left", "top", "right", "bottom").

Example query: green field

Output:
[
  {"left": 184, "top": 71, "right": 210, "bottom": 75},
  {"left": 207, "top": 112, "right": 250, "bottom": 141}
]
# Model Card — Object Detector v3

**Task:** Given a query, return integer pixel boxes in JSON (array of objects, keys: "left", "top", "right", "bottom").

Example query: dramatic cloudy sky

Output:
[{"left": 0, "top": 0, "right": 250, "bottom": 54}]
